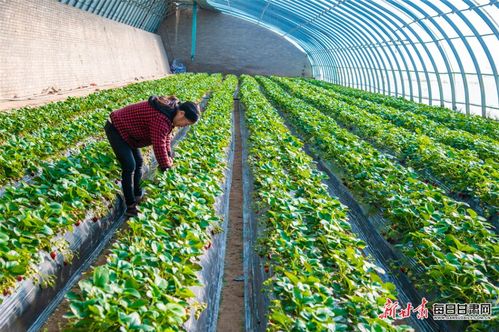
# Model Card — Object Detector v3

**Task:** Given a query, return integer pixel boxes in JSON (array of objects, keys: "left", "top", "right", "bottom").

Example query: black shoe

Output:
[{"left": 125, "top": 203, "right": 139, "bottom": 217}]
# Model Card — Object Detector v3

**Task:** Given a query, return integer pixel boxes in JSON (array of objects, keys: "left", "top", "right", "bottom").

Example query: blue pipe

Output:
[
  {"left": 191, "top": 1, "right": 198, "bottom": 61},
  {"left": 334, "top": 5, "right": 403, "bottom": 97},
  {"left": 330, "top": 5, "right": 404, "bottom": 98},
  {"left": 81, "top": 0, "right": 93, "bottom": 11},
  {"left": 264, "top": 5, "right": 359, "bottom": 89},
  {"left": 340, "top": 3, "right": 410, "bottom": 99},
  {"left": 111, "top": 1, "right": 125, "bottom": 21},
  {"left": 91, "top": 0, "right": 104, "bottom": 13},
  {"left": 129, "top": 4, "right": 143, "bottom": 27},
  {"left": 94, "top": 0, "right": 107, "bottom": 15},
  {"left": 101, "top": 0, "right": 116, "bottom": 19},
  {"left": 120, "top": 2, "right": 133, "bottom": 25},
  {"left": 314, "top": 13, "right": 380, "bottom": 93}
]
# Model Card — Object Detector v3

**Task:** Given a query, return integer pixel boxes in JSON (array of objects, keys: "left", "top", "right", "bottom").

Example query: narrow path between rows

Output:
[
  {"left": 41, "top": 233, "right": 118, "bottom": 331},
  {"left": 217, "top": 92, "right": 244, "bottom": 332}
]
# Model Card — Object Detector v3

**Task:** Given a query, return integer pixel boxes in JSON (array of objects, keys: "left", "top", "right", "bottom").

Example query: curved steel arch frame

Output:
[
  {"left": 207, "top": 0, "right": 499, "bottom": 118},
  {"left": 59, "top": 0, "right": 498, "bottom": 117},
  {"left": 59, "top": 0, "right": 169, "bottom": 31},
  {"left": 440, "top": 0, "right": 498, "bottom": 116}
]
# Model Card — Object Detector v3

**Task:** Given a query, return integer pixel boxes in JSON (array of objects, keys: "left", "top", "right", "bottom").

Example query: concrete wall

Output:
[
  {"left": 0, "top": 0, "right": 170, "bottom": 99},
  {"left": 158, "top": 9, "right": 312, "bottom": 77}
]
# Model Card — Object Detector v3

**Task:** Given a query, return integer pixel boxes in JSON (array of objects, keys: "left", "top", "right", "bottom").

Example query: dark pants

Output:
[{"left": 104, "top": 120, "right": 143, "bottom": 206}]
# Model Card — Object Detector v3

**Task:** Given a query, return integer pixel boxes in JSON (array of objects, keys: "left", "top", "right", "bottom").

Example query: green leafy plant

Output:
[
  {"left": 298, "top": 78, "right": 499, "bottom": 164},
  {"left": 0, "top": 74, "right": 218, "bottom": 297},
  {"left": 63, "top": 75, "right": 237, "bottom": 330},
  {"left": 273, "top": 77, "right": 498, "bottom": 215},
  {"left": 305, "top": 78, "right": 499, "bottom": 141},
  {"left": 256, "top": 76, "right": 498, "bottom": 309},
  {"left": 0, "top": 73, "right": 215, "bottom": 185},
  {"left": 241, "top": 75, "right": 409, "bottom": 331}
]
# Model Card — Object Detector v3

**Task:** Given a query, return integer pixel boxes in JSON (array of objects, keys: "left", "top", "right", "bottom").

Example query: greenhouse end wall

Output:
[{"left": 158, "top": 8, "right": 312, "bottom": 77}]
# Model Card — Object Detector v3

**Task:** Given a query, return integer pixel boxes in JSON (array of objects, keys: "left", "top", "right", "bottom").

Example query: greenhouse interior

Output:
[{"left": 0, "top": 0, "right": 497, "bottom": 331}]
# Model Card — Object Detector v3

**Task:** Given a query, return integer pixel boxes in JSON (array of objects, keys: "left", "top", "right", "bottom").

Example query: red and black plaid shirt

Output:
[{"left": 110, "top": 99, "right": 177, "bottom": 169}]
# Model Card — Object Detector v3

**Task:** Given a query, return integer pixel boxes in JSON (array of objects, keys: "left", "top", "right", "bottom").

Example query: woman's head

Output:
[
  {"left": 173, "top": 101, "right": 200, "bottom": 127},
  {"left": 149, "top": 95, "right": 200, "bottom": 127}
]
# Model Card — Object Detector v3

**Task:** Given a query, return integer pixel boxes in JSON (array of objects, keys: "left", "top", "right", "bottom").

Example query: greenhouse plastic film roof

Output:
[{"left": 205, "top": 0, "right": 499, "bottom": 118}]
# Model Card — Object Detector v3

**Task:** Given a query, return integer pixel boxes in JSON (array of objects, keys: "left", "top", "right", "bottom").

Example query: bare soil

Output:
[
  {"left": 217, "top": 105, "right": 245, "bottom": 332},
  {"left": 0, "top": 75, "right": 166, "bottom": 112}
]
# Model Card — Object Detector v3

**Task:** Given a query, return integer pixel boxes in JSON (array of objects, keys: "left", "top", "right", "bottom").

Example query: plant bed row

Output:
[
  {"left": 0, "top": 76, "right": 218, "bottom": 298},
  {"left": 256, "top": 76, "right": 498, "bottom": 314},
  {"left": 0, "top": 193, "right": 126, "bottom": 332},
  {"left": 240, "top": 75, "right": 409, "bottom": 331},
  {"left": 23, "top": 94, "right": 215, "bottom": 332},
  {"left": 62, "top": 75, "right": 237, "bottom": 331},
  {"left": 33, "top": 103, "right": 211, "bottom": 332},
  {"left": 273, "top": 77, "right": 498, "bottom": 217},
  {"left": 305, "top": 78, "right": 499, "bottom": 141},
  {"left": 0, "top": 73, "right": 217, "bottom": 185},
  {"left": 295, "top": 78, "right": 498, "bottom": 164}
]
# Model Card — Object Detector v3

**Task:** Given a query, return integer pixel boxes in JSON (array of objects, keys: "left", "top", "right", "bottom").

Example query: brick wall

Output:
[
  {"left": 0, "top": 0, "right": 170, "bottom": 99},
  {"left": 158, "top": 9, "right": 312, "bottom": 77}
]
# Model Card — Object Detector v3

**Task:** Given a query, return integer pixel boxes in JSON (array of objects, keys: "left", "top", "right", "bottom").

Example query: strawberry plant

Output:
[
  {"left": 0, "top": 73, "right": 217, "bottom": 185},
  {"left": 63, "top": 75, "right": 237, "bottom": 330},
  {"left": 306, "top": 78, "right": 499, "bottom": 141},
  {"left": 0, "top": 74, "right": 218, "bottom": 297},
  {"left": 240, "top": 75, "right": 409, "bottom": 331},
  {"left": 273, "top": 77, "right": 498, "bottom": 215},
  {"left": 257, "top": 76, "right": 498, "bottom": 307},
  {"left": 297, "top": 78, "right": 498, "bottom": 165}
]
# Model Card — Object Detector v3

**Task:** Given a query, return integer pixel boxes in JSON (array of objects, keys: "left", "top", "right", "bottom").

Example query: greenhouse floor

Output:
[
  {"left": 217, "top": 103, "right": 245, "bottom": 331},
  {"left": 0, "top": 74, "right": 165, "bottom": 113}
]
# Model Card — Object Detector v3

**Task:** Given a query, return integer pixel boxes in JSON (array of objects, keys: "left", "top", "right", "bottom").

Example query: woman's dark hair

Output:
[
  {"left": 148, "top": 95, "right": 200, "bottom": 123},
  {"left": 178, "top": 101, "right": 200, "bottom": 123}
]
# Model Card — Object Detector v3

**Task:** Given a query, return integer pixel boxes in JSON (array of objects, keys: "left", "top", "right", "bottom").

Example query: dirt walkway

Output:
[
  {"left": 0, "top": 74, "right": 165, "bottom": 112},
  {"left": 217, "top": 100, "right": 244, "bottom": 331}
]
